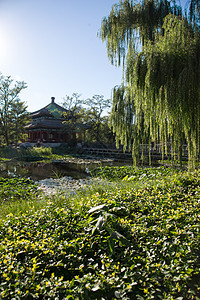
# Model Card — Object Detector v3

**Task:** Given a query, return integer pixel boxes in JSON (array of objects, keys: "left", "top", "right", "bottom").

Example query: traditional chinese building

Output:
[{"left": 25, "top": 97, "right": 86, "bottom": 144}]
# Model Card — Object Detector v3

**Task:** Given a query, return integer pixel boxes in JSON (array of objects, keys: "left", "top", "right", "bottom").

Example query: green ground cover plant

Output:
[
  {"left": 0, "top": 178, "right": 40, "bottom": 220},
  {"left": 91, "top": 165, "right": 178, "bottom": 182},
  {"left": 0, "top": 167, "right": 200, "bottom": 299},
  {"left": 0, "top": 178, "right": 38, "bottom": 203}
]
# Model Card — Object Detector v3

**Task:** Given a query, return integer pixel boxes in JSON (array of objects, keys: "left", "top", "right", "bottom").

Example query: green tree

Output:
[
  {"left": 84, "top": 95, "right": 111, "bottom": 144},
  {"left": 62, "top": 92, "right": 83, "bottom": 112},
  {"left": 188, "top": 0, "right": 200, "bottom": 23},
  {"left": 100, "top": 115, "right": 115, "bottom": 144},
  {"left": 62, "top": 93, "right": 87, "bottom": 143},
  {"left": 0, "top": 74, "right": 28, "bottom": 146},
  {"left": 100, "top": 0, "right": 200, "bottom": 168},
  {"left": 10, "top": 100, "right": 30, "bottom": 145},
  {"left": 62, "top": 93, "right": 113, "bottom": 145},
  {"left": 62, "top": 93, "right": 84, "bottom": 127}
]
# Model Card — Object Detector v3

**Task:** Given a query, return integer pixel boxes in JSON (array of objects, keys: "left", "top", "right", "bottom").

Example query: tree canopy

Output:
[
  {"left": 84, "top": 95, "right": 112, "bottom": 144},
  {"left": 99, "top": 0, "right": 200, "bottom": 167},
  {"left": 0, "top": 74, "right": 28, "bottom": 146},
  {"left": 62, "top": 93, "right": 113, "bottom": 145}
]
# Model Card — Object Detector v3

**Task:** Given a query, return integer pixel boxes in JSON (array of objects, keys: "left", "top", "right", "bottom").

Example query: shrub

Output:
[{"left": 0, "top": 168, "right": 200, "bottom": 298}]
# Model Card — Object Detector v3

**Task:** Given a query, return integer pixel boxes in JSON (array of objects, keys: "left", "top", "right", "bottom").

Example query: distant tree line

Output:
[
  {"left": 0, "top": 73, "right": 114, "bottom": 147},
  {"left": 62, "top": 93, "right": 114, "bottom": 145}
]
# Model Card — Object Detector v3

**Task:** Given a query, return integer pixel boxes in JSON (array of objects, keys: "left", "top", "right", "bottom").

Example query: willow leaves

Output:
[{"left": 100, "top": 0, "right": 200, "bottom": 167}]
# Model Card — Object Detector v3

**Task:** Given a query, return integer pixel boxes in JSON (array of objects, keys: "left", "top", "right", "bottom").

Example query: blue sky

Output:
[
  {"left": 0, "top": 0, "right": 188, "bottom": 113},
  {"left": 0, "top": 0, "right": 123, "bottom": 112}
]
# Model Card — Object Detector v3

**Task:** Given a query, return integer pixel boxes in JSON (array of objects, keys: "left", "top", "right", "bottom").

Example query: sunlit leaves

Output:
[
  {"left": 0, "top": 167, "right": 200, "bottom": 298},
  {"left": 100, "top": 0, "right": 200, "bottom": 168},
  {"left": 0, "top": 177, "right": 38, "bottom": 203},
  {"left": 0, "top": 73, "right": 28, "bottom": 146}
]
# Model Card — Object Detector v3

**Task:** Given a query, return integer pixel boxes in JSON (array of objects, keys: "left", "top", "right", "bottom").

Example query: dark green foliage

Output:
[
  {"left": 0, "top": 74, "right": 28, "bottom": 146},
  {"left": 0, "top": 168, "right": 200, "bottom": 298},
  {"left": 0, "top": 146, "right": 52, "bottom": 162},
  {"left": 91, "top": 165, "right": 176, "bottom": 181},
  {"left": 62, "top": 93, "right": 113, "bottom": 145},
  {"left": 84, "top": 95, "right": 112, "bottom": 144},
  {"left": 19, "top": 147, "right": 53, "bottom": 162},
  {"left": 0, "top": 177, "right": 38, "bottom": 203}
]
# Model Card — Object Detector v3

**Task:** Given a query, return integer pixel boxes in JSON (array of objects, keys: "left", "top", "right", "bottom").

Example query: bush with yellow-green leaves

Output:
[{"left": 0, "top": 167, "right": 200, "bottom": 299}]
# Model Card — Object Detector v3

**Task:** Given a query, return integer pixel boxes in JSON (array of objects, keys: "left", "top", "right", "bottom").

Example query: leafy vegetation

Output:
[
  {"left": 0, "top": 177, "right": 38, "bottom": 204},
  {"left": 0, "top": 146, "right": 53, "bottom": 162},
  {"left": 0, "top": 167, "right": 200, "bottom": 299},
  {"left": 99, "top": 0, "right": 200, "bottom": 168},
  {"left": 91, "top": 165, "right": 178, "bottom": 181},
  {"left": 62, "top": 93, "right": 114, "bottom": 145},
  {"left": 20, "top": 147, "right": 53, "bottom": 161},
  {"left": 0, "top": 73, "right": 29, "bottom": 146},
  {"left": 0, "top": 177, "right": 41, "bottom": 220}
]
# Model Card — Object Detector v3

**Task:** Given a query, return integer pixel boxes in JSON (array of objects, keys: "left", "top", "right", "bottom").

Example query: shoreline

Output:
[{"left": 36, "top": 176, "right": 103, "bottom": 195}]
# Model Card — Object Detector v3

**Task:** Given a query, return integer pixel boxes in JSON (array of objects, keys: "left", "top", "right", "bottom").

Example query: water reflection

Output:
[
  {"left": 0, "top": 161, "right": 88, "bottom": 180},
  {"left": 0, "top": 159, "right": 132, "bottom": 180}
]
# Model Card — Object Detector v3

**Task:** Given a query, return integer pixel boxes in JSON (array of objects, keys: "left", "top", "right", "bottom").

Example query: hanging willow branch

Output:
[
  {"left": 100, "top": 0, "right": 200, "bottom": 168},
  {"left": 99, "top": 0, "right": 181, "bottom": 66},
  {"left": 132, "top": 14, "right": 200, "bottom": 167}
]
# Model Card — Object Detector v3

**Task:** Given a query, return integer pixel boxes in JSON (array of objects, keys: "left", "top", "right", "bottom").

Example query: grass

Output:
[
  {"left": 0, "top": 166, "right": 200, "bottom": 299},
  {"left": 0, "top": 177, "right": 42, "bottom": 220},
  {"left": 0, "top": 146, "right": 82, "bottom": 164},
  {"left": 0, "top": 146, "right": 54, "bottom": 162}
]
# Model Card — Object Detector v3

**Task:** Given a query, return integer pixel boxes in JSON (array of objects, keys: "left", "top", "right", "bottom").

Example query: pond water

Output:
[{"left": 0, "top": 159, "right": 132, "bottom": 180}]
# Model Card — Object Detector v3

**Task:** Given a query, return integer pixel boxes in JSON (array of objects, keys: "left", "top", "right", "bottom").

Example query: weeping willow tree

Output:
[
  {"left": 188, "top": 0, "right": 200, "bottom": 23},
  {"left": 99, "top": 0, "right": 200, "bottom": 168}
]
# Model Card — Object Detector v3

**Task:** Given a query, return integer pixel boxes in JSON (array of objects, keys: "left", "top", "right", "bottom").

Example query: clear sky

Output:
[{"left": 0, "top": 0, "right": 123, "bottom": 112}]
